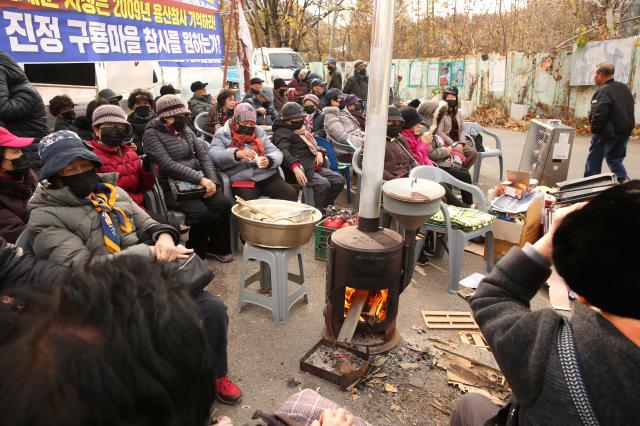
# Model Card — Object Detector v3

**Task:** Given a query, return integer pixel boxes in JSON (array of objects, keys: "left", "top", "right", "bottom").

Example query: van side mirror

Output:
[{"left": 261, "top": 64, "right": 269, "bottom": 71}]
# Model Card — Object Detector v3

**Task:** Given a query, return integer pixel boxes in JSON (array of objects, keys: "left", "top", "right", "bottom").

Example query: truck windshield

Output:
[{"left": 268, "top": 52, "right": 305, "bottom": 69}]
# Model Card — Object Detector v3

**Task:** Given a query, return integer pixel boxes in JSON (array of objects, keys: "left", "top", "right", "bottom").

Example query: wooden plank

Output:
[
  {"left": 431, "top": 340, "right": 500, "bottom": 371},
  {"left": 422, "top": 310, "right": 479, "bottom": 330},
  {"left": 337, "top": 290, "right": 369, "bottom": 344},
  {"left": 459, "top": 331, "right": 489, "bottom": 349}
]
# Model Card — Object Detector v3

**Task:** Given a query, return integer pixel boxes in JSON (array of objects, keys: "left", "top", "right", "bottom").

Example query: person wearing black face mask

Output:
[
  {"left": 210, "top": 103, "right": 297, "bottom": 203},
  {"left": 27, "top": 129, "right": 244, "bottom": 406},
  {"left": 50, "top": 94, "right": 82, "bottom": 135},
  {"left": 88, "top": 105, "right": 156, "bottom": 209},
  {"left": 0, "top": 127, "right": 37, "bottom": 243},
  {"left": 322, "top": 88, "right": 365, "bottom": 161},
  {"left": 344, "top": 94, "right": 366, "bottom": 130},
  {"left": 272, "top": 78, "right": 288, "bottom": 114},
  {"left": 342, "top": 60, "right": 369, "bottom": 103},
  {"left": 302, "top": 94, "right": 326, "bottom": 138},
  {"left": 437, "top": 86, "right": 477, "bottom": 168},
  {"left": 382, "top": 106, "right": 414, "bottom": 182},
  {"left": 144, "top": 95, "right": 235, "bottom": 264},
  {"left": 127, "top": 89, "right": 156, "bottom": 153},
  {"left": 272, "top": 102, "right": 344, "bottom": 209},
  {"left": 325, "top": 57, "right": 343, "bottom": 91}
]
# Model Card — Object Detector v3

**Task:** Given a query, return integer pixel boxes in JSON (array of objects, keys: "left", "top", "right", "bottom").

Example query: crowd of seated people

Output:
[{"left": 2, "top": 47, "right": 639, "bottom": 426}]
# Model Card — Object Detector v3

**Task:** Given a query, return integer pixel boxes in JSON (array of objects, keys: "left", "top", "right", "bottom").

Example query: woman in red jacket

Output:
[{"left": 87, "top": 105, "right": 155, "bottom": 208}]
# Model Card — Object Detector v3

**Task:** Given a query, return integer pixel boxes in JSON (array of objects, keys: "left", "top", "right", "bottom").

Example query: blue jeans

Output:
[{"left": 584, "top": 134, "right": 629, "bottom": 181}]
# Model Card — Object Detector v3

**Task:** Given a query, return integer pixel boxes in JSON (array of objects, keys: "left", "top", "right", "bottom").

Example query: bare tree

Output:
[{"left": 245, "top": 0, "right": 346, "bottom": 50}]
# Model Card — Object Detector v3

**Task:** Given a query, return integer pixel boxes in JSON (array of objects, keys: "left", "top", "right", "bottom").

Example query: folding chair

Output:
[
  {"left": 315, "top": 136, "right": 351, "bottom": 203},
  {"left": 409, "top": 165, "right": 494, "bottom": 293},
  {"left": 464, "top": 122, "right": 504, "bottom": 184}
]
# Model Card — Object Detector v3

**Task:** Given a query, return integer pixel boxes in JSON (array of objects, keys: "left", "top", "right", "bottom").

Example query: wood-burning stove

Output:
[
  {"left": 324, "top": 226, "right": 405, "bottom": 353},
  {"left": 323, "top": 178, "right": 446, "bottom": 354}
]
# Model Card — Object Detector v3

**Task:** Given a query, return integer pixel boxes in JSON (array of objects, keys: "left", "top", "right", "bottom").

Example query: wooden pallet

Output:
[
  {"left": 421, "top": 310, "right": 479, "bottom": 330},
  {"left": 458, "top": 331, "right": 489, "bottom": 349}
]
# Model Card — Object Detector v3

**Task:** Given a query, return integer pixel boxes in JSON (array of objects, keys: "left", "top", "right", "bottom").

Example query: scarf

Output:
[
  {"left": 84, "top": 183, "right": 133, "bottom": 253},
  {"left": 304, "top": 113, "right": 314, "bottom": 133},
  {"left": 400, "top": 129, "right": 433, "bottom": 166},
  {"left": 230, "top": 124, "right": 265, "bottom": 156},
  {"left": 294, "top": 127, "right": 318, "bottom": 155}
]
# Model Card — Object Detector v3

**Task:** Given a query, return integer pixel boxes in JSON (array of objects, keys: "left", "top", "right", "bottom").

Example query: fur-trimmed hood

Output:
[{"left": 417, "top": 100, "right": 448, "bottom": 134}]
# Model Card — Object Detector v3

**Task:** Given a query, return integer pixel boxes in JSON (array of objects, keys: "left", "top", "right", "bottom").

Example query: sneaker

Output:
[
  {"left": 417, "top": 249, "right": 430, "bottom": 266},
  {"left": 209, "top": 253, "right": 234, "bottom": 263},
  {"left": 216, "top": 376, "right": 242, "bottom": 405}
]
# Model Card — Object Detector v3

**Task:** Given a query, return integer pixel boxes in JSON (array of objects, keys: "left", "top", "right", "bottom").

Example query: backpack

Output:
[{"left": 467, "top": 127, "right": 485, "bottom": 152}]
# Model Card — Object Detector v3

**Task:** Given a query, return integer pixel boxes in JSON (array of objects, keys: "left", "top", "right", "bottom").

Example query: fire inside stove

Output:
[{"left": 343, "top": 287, "right": 389, "bottom": 324}]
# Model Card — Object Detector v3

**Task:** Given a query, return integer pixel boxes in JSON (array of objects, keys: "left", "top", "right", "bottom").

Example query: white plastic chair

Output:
[
  {"left": 351, "top": 146, "right": 363, "bottom": 210},
  {"left": 409, "top": 165, "right": 494, "bottom": 293},
  {"left": 194, "top": 112, "right": 215, "bottom": 140},
  {"left": 465, "top": 122, "right": 504, "bottom": 184}
]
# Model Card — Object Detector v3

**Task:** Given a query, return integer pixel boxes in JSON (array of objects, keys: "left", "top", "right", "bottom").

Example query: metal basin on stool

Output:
[{"left": 231, "top": 199, "right": 322, "bottom": 248}]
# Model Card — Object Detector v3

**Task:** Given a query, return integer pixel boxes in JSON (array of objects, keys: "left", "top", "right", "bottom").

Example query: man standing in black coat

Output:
[{"left": 584, "top": 62, "right": 635, "bottom": 182}]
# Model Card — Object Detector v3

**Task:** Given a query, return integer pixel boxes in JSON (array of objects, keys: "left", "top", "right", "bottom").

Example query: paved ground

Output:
[{"left": 208, "top": 130, "right": 638, "bottom": 425}]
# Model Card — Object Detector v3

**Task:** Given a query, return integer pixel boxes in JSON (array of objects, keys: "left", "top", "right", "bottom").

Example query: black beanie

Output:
[{"left": 552, "top": 181, "right": 640, "bottom": 319}]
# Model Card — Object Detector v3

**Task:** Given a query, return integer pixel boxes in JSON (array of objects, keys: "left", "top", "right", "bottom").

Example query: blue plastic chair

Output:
[{"left": 315, "top": 136, "right": 352, "bottom": 203}]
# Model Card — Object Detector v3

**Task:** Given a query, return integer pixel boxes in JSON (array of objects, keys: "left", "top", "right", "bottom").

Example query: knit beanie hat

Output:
[
  {"left": 274, "top": 78, "right": 287, "bottom": 90},
  {"left": 280, "top": 102, "right": 305, "bottom": 121},
  {"left": 92, "top": 105, "right": 131, "bottom": 129},
  {"left": 156, "top": 94, "right": 190, "bottom": 118},
  {"left": 324, "top": 88, "right": 345, "bottom": 103},
  {"left": 258, "top": 87, "right": 274, "bottom": 103},
  {"left": 233, "top": 103, "right": 257, "bottom": 124},
  {"left": 353, "top": 60, "right": 367, "bottom": 73},
  {"left": 343, "top": 94, "right": 362, "bottom": 107},
  {"left": 400, "top": 106, "right": 426, "bottom": 130},
  {"left": 302, "top": 94, "right": 320, "bottom": 107}
]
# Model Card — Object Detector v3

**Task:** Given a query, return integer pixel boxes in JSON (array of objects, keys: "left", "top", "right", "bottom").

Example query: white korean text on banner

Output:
[{"left": 0, "top": 0, "right": 224, "bottom": 63}]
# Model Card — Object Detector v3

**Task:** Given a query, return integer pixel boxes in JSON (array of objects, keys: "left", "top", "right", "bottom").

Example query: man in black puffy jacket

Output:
[
  {"left": 584, "top": 62, "right": 635, "bottom": 182},
  {"left": 0, "top": 50, "right": 48, "bottom": 139}
]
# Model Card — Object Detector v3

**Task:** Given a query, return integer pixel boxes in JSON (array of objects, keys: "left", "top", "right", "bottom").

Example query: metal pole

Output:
[
  {"left": 221, "top": 0, "right": 235, "bottom": 88},
  {"left": 357, "top": 0, "right": 397, "bottom": 232}
]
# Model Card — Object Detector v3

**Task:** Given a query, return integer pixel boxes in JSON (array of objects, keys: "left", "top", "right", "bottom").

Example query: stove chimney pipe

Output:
[{"left": 357, "top": 0, "right": 397, "bottom": 233}]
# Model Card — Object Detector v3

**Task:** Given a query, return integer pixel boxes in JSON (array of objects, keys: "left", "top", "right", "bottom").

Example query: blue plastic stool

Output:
[{"left": 238, "top": 242, "right": 308, "bottom": 323}]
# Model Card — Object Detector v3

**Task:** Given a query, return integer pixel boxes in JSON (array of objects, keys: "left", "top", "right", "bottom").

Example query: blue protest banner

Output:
[{"left": 0, "top": 0, "right": 224, "bottom": 63}]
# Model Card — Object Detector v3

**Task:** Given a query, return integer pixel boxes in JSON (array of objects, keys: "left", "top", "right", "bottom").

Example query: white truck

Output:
[
  {"left": 250, "top": 47, "right": 307, "bottom": 85},
  {"left": 21, "top": 61, "right": 225, "bottom": 126}
]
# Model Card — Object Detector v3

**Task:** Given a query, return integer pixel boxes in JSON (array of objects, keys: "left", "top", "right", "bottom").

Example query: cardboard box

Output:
[
  {"left": 486, "top": 196, "right": 543, "bottom": 262},
  {"left": 496, "top": 170, "right": 533, "bottom": 200}
]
